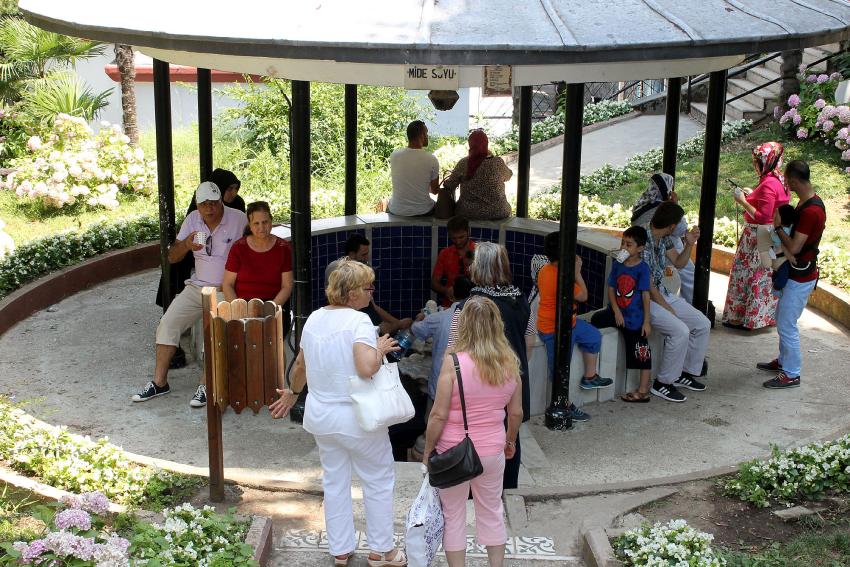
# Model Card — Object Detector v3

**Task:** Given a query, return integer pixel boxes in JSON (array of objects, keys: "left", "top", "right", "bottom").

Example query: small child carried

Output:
[{"left": 590, "top": 226, "right": 654, "bottom": 403}]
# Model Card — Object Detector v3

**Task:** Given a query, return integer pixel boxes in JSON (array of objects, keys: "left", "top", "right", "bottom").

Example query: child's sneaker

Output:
[{"left": 579, "top": 375, "right": 614, "bottom": 390}]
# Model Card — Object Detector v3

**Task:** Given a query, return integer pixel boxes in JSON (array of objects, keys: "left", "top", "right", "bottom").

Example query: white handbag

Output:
[{"left": 349, "top": 357, "right": 415, "bottom": 432}]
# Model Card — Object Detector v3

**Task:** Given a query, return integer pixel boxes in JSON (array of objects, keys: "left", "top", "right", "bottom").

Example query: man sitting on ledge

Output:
[
  {"left": 387, "top": 120, "right": 440, "bottom": 216},
  {"left": 133, "top": 181, "right": 247, "bottom": 407},
  {"left": 326, "top": 234, "right": 412, "bottom": 336}
]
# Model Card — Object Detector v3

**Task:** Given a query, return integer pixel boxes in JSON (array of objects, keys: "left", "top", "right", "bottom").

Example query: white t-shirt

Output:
[
  {"left": 301, "top": 307, "right": 379, "bottom": 437},
  {"left": 388, "top": 147, "right": 439, "bottom": 216}
]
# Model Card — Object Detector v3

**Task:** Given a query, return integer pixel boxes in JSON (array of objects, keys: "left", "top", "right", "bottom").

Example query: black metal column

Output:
[
  {"left": 290, "top": 81, "right": 312, "bottom": 348},
  {"left": 153, "top": 59, "right": 176, "bottom": 311},
  {"left": 662, "top": 77, "right": 682, "bottom": 177},
  {"left": 344, "top": 84, "right": 357, "bottom": 216},
  {"left": 693, "top": 70, "right": 727, "bottom": 315},
  {"left": 516, "top": 85, "right": 532, "bottom": 218},
  {"left": 197, "top": 68, "right": 213, "bottom": 183},
  {"left": 545, "top": 83, "right": 584, "bottom": 431}
]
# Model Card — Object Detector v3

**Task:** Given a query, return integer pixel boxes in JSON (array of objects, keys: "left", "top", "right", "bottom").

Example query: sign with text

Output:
[
  {"left": 483, "top": 66, "right": 512, "bottom": 97},
  {"left": 404, "top": 65, "right": 459, "bottom": 90}
]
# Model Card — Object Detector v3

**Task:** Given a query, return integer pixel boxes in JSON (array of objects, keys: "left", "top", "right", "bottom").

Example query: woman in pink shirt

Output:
[
  {"left": 722, "top": 142, "right": 790, "bottom": 330},
  {"left": 423, "top": 296, "right": 523, "bottom": 567}
]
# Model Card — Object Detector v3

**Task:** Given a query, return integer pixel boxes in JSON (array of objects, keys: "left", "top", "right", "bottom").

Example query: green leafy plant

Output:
[
  {"left": 724, "top": 433, "right": 850, "bottom": 508},
  {"left": 0, "top": 398, "right": 201, "bottom": 508},
  {"left": 129, "top": 503, "right": 257, "bottom": 567},
  {"left": 614, "top": 519, "right": 726, "bottom": 566},
  {"left": 17, "top": 69, "right": 112, "bottom": 125}
]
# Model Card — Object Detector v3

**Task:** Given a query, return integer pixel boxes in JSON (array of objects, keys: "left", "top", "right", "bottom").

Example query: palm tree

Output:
[
  {"left": 113, "top": 44, "right": 138, "bottom": 145},
  {"left": 20, "top": 69, "right": 111, "bottom": 124},
  {"left": 0, "top": 17, "right": 105, "bottom": 104}
]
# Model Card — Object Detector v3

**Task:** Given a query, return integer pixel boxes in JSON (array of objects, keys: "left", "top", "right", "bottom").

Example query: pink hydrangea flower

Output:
[
  {"left": 779, "top": 111, "right": 791, "bottom": 125},
  {"left": 787, "top": 93, "right": 801, "bottom": 108},
  {"left": 797, "top": 128, "right": 809, "bottom": 139},
  {"left": 817, "top": 74, "right": 830, "bottom": 84},
  {"left": 822, "top": 120, "right": 835, "bottom": 132},
  {"left": 793, "top": 114, "right": 802, "bottom": 125},
  {"left": 798, "top": 63, "right": 807, "bottom": 73},
  {"left": 845, "top": 167, "right": 850, "bottom": 174},
  {"left": 814, "top": 99, "right": 826, "bottom": 110},
  {"left": 831, "top": 72, "right": 843, "bottom": 81},
  {"left": 838, "top": 127, "right": 849, "bottom": 139},
  {"left": 838, "top": 106, "right": 850, "bottom": 124},
  {"left": 806, "top": 74, "right": 818, "bottom": 83},
  {"left": 21, "top": 539, "right": 47, "bottom": 562},
  {"left": 55, "top": 508, "right": 92, "bottom": 531}
]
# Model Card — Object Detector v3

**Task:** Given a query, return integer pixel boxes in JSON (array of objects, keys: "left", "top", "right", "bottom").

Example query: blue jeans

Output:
[
  {"left": 538, "top": 319, "right": 601, "bottom": 381},
  {"left": 776, "top": 279, "right": 816, "bottom": 378}
]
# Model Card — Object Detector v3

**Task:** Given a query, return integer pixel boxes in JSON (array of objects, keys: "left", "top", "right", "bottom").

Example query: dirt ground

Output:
[{"left": 634, "top": 478, "right": 850, "bottom": 554}]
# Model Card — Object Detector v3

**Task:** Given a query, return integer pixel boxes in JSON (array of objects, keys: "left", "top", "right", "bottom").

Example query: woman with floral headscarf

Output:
[
  {"left": 721, "top": 141, "right": 790, "bottom": 330},
  {"left": 443, "top": 130, "right": 513, "bottom": 220}
]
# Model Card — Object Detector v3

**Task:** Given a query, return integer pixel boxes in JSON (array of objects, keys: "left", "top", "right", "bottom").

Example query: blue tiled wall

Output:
[
  {"left": 505, "top": 230, "right": 607, "bottom": 313},
  {"left": 310, "top": 224, "right": 608, "bottom": 318},
  {"left": 436, "top": 226, "right": 500, "bottom": 249},
  {"left": 311, "top": 229, "right": 365, "bottom": 311},
  {"left": 371, "top": 226, "right": 433, "bottom": 319}
]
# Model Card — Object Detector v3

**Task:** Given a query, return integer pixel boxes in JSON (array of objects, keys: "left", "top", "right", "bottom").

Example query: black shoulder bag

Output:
[{"left": 427, "top": 353, "right": 484, "bottom": 488}]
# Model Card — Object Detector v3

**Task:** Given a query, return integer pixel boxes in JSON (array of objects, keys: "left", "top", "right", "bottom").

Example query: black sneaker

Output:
[
  {"left": 674, "top": 374, "right": 706, "bottom": 391},
  {"left": 756, "top": 359, "right": 782, "bottom": 372},
  {"left": 189, "top": 384, "right": 207, "bottom": 408},
  {"left": 650, "top": 380, "right": 687, "bottom": 402},
  {"left": 132, "top": 381, "right": 170, "bottom": 402},
  {"left": 763, "top": 372, "right": 800, "bottom": 389},
  {"left": 568, "top": 403, "right": 590, "bottom": 422}
]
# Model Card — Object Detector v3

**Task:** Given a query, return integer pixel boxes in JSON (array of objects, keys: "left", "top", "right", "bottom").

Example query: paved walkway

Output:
[
  {"left": 2, "top": 268, "right": 849, "bottom": 565},
  {"left": 503, "top": 113, "right": 703, "bottom": 196}
]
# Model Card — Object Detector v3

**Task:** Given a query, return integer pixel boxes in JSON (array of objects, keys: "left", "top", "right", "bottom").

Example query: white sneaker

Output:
[{"left": 189, "top": 385, "right": 206, "bottom": 408}]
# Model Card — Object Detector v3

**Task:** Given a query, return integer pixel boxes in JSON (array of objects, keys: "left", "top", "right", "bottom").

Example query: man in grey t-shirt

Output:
[{"left": 388, "top": 120, "right": 440, "bottom": 216}]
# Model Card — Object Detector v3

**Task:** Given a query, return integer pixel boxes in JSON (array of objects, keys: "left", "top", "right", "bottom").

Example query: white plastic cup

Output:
[{"left": 193, "top": 232, "right": 208, "bottom": 246}]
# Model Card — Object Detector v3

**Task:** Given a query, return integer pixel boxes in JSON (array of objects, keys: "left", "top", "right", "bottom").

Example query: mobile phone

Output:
[{"left": 727, "top": 178, "right": 740, "bottom": 189}]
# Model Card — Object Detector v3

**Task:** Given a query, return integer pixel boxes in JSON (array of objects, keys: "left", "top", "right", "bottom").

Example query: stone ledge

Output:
[
  {"left": 0, "top": 241, "right": 160, "bottom": 337},
  {"left": 582, "top": 527, "right": 623, "bottom": 567}
]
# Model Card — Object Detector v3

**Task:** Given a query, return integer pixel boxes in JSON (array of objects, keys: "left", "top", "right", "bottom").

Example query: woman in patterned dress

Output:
[
  {"left": 443, "top": 130, "right": 513, "bottom": 220},
  {"left": 721, "top": 142, "right": 790, "bottom": 330}
]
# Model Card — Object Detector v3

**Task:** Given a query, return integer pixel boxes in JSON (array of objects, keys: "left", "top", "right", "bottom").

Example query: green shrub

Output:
[{"left": 724, "top": 433, "right": 850, "bottom": 508}]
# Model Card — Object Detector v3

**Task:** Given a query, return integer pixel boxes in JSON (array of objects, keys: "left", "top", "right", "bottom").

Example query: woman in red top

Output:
[
  {"left": 223, "top": 201, "right": 293, "bottom": 309},
  {"left": 722, "top": 142, "right": 790, "bottom": 330}
]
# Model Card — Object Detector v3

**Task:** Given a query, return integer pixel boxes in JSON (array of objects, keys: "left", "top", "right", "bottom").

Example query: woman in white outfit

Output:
[{"left": 270, "top": 259, "right": 407, "bottom": 567}]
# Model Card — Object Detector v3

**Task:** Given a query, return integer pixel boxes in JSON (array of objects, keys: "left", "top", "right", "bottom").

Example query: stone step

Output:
[
  {"left": 745, "top": 66, "right": 781, "bottom": 94},
  {"left": 725, "top": 97, "right": 765, "bottom": 121},
  {"left": 727, "top": 77, "right": 773, "bottom": 109},
  {"left": 271, "top": 531, "right": 584, "bottom": 566}
]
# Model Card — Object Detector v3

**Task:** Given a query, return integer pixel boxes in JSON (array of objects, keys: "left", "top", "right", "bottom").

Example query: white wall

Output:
[{"left": 73, "top": 52, "right": 473, "bottom": 137}]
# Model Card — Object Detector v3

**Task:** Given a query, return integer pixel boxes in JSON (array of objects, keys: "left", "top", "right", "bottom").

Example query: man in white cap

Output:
[{"left": 133, "top": 181, "right": 247, "bottom": 406}]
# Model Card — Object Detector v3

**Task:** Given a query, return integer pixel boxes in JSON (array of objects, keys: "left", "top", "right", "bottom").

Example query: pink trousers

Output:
[{"left": 438, "top": 453, "right": 506, "bottom": 552}]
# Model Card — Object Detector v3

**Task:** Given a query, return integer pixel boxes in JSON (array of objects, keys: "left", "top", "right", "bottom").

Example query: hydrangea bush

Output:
[
  {"left": 129, "top": 503, "right": 256, "bottom": 567},
  {"left": 2, "top": 491, "right": 131, "bottom": 567},
  {"left": 614, "top": 519, "right": 726, "bottom": 566},
  {"left": 777, "top": 68, "right": 850, "bottom": 171},
  {"left": 1, "top": 114, "right": 156, "bottom": 210},
  {"left": 0, "top": 398, "right": 200, "bottom": 508},
  {"left": 724, "top": 433, "right": 850, "bottom": 508}
]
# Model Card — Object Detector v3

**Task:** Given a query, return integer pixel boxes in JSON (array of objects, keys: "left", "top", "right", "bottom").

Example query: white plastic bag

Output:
[
  {"left": 405, "top": 475, "right": 444, "bottom": 567},
  {"left": 349, "top": 357, "right": 415, "bottom": 432}
]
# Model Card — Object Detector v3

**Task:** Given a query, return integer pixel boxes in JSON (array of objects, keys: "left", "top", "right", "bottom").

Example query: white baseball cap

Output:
[{"left": 195, "top": 181, "right": 221, "bottom": 204}]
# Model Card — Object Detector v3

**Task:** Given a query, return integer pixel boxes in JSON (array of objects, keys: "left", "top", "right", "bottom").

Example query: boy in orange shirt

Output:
[{"left": 536, "top": 231, "right": 613, "bottom": 421}]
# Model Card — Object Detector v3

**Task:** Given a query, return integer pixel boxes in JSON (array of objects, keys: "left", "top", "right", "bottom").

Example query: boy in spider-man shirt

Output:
[{"left": 591, "top": 226, "right": 654, "bottom": 403}]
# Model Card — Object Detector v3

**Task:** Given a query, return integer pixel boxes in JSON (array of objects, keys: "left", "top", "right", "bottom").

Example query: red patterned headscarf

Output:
[
  {"left": 752, "top": 141, "right": 786, "bottom": 192},
  {"left": 465, "top": 129, "right": 489, "bottom": 179}
]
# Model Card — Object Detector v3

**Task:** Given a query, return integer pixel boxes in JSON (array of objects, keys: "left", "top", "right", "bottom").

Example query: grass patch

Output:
[
  {"left": 596, "top": 124, "right": 849, "bottom": 250},
  {"left": 0, "top": 484, "right": 47, "bottom": 543},
  {"left": 721, "top": 525, "right": 850, "bottom": 566}
]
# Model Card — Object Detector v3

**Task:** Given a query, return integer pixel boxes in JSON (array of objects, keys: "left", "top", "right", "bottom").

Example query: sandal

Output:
[
  {"left": 367, "top": 548, "right": 407, "bottom": 567},
  {"left": 334, "top": 552, "right": 354, "bottom": 566},
  {"left": 621, "top": 391, "right": 650, "bottom": 403}
]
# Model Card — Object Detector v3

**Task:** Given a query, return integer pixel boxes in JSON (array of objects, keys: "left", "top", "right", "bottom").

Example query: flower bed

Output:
[
  {"left": 0, "top": 214, "right": 159, "bottom": 299},
  {"left": 777, "top": 68, "right": 849, "bottom": 171},
  {"left": 1, "top": 114, "right": 157, "bottom": 211},
  {"left": 613, "top": 519, "right": 726, "bottom": 566},
  {"left": 1, "top": 492, "right": 257, "bottom": 567},
  {"left": 723, "top": 433, "right": 850, "bottom": 508},
  {"left": 0, "top": 399, "right": 201, "bottom": 510}
]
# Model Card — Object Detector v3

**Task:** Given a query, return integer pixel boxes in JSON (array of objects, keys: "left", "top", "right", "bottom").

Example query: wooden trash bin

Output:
[{"left": 201, "top": 287, "right": 286, "bottom": 501}]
